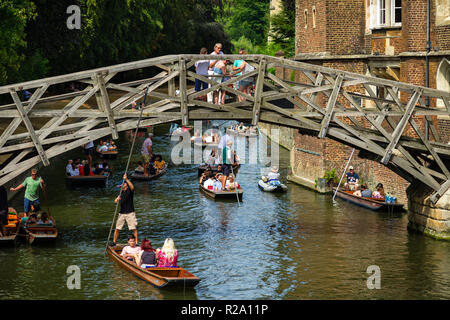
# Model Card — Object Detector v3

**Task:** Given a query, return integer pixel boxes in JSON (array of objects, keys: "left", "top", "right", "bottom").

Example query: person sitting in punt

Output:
[
  {"left": 372, "top": 183, "right": 386, "bottom": 199},
  {"left": 37, "top": 212, "right": 53, "bottom": 226},
  {"left": 344, "top": 166, "right": 359, "bottom": 191},
  {"left": 204, "top": 133, "right": 214, "bottom": 144},
  {"left": 155, "top": 238, "right": 178, "bottom": 267},
  {"left": 203, "top": 175, "right": 215, "bottom": 190},
  {"left": 98, "top": 141, "right": 109, "bottom": 152},
  {"left": 153, "top": 155, "right": 166, "bottom": 172},
  {"left": 358, "top": 184, "right": 372, "bottom": 198},
  {"left": 134, "top": 161, "right": 145, "bottom": 174},
  {"left": 237, "top": 122, "right": 245, "bottom": 132},
  {"left": 108, "top": 140, "right": 117, "bottom": 151},
  {"left": 135, "top": 238, "right": 157, "bottom": 268},
  {"left": 216, "top": 164, "right": 223, "bottom": 175},
  {"left": 66, "top": 160, "right": 73, "bottom": 176},
  {"left": 93, "top": 163, "right": 104, "bottom": 175},
  {"left": 83, "top": 160, "right": 94, "bottom": 176},
  {"left": 213, "top": 174, "right": 224, "bottom": 191},
  {"left": 199, "top": 170, "right": 209, "bottom": 185},
  {"left": 120, "top": 234, "right": 141, "bottom": 262},
  {"left": 225, "top": 174, "right": 237, "bottom": 190},
  {"left": 67, "top": 162, "right": 79, "bottom": 176},
  {"left": 99, "top": 160, "right": 111, "bottom": 173},
  {"left": 26, "top": 213, "right": 38, "bottom": 226}
]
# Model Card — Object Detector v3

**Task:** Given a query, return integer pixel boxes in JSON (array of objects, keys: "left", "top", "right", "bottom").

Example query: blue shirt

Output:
[
  {"left": 213, "top": 180, "right": 222, "bottom": 191},
  {"left": 346, "top": 172, "right": 359, "bottom": 183}
]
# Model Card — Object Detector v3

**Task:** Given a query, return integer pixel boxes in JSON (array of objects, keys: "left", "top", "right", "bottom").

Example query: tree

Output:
[
  {"left": 268, "top": 0, "right": 295, "bottom": 57},
  {"left": 0, "top": 0, "right": 42, "bottom": 85},
  {"left": 216, "top": 0, "right": 270, "bottom": 49}
]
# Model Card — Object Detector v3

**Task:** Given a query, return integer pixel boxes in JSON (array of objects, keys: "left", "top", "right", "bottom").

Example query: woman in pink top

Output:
[{"left": 155, "top": 238, "right": 178, "bottom": 267}]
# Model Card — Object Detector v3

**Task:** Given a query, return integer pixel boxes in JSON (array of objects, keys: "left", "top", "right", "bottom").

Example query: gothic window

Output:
[
  {"left": 304, "top": 9, "right": 308, "bottom": 29},
  {"left": 312, "top": 6, "right": 316, "bottom": 29}
]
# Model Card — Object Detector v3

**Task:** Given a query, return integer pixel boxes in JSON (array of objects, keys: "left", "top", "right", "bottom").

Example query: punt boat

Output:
[
  {"left": 333, "top": 188, "right": 404, "bottom": 212},
  {"left": 199, "top": 184, "right": 243, "bottom": 201},
  {"left": 21, "top": 217, "right": 58, "bottom": 244},
  {"left": 0, "top": 208, "right": 20, "bottom": 245},
  {"left": 96, "top": 150, "right": 118, "bottom": 159},
  {"left": 107, "top": 245, "right": 200, "bottom": 288},
  {"left": 130, "top": 164, "right": 168, "bottom": 181},
  {"left": 66, "top": 173, "right": 109, "bottom": 187}
]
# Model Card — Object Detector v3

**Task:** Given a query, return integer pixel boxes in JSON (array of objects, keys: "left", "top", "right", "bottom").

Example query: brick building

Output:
[{"left": 284, "top": 0, "right": 450, "bottom": 205}]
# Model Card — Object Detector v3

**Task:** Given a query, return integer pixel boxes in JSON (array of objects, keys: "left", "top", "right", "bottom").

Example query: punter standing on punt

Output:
[
  {"left": 10, "top": 168, "right": 45, "bottom": 217},
  {"left": 113, "top": 173, "right": 138, "bottom": 245}
]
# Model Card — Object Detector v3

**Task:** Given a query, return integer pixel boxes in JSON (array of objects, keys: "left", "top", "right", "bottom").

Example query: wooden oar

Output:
[
  {"left": 230, "top": 162, "right": 241, "bottom": 206},
  {"left": 333, "top": 148, "right": 355, "bottom": 201},
  {"left": 42, "top": 184, "right": 51, "bottom": 217}
]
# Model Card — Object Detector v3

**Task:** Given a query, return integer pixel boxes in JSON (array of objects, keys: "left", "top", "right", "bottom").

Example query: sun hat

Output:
[{"left": 271, "top": 166, "right": 279, "bottom": 173}]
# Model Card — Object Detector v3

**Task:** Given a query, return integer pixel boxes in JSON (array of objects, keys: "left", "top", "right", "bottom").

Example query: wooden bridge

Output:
[{"left": 0, "top": 54, "right": 449, "bottom": 203}]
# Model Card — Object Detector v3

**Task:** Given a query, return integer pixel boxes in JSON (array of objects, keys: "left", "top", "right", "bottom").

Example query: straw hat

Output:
[
  {"left": 148, "top": 132, "right": 154, "bottom": 137},
  {"left": 271, "top": 166, "right": 279, "bottom": 173},
  {"left": 226, "top": 140, "right": 233, "bottom": 146},
  {"left": 348, "top": 166, "right": 354, "bottom": 170}
]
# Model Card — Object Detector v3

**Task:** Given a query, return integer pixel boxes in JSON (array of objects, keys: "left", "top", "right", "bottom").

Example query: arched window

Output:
[
  {"left": 304, "top": 9, "right": 308, "bottom": 29},
  {"left": 436, "top": 58, "right": 450, "bottom": 108},
  {"left": 312, "top": 6, "right": 316, "bottom": 29}
]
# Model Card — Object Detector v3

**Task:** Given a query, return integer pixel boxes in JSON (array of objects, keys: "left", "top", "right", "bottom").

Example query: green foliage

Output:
[
  {"left": 0, "top": 0, "right": 231, "bottom": 85},
  {"left": 322, "top": 169, "right": 339, "bottom": 186},
  {"left": 216, "top": 0, "right": 270, "bottom": 49},
  {"left": 0, "top": 0, "right": 37, "bottom": 85},
  {"left": 268, "top": 0, "right": 295, "bottom": 57}
]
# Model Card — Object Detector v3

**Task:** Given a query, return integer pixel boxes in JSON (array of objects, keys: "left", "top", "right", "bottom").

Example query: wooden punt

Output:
[
  {"left": 199, "top": 184, "right": 243, "bottom": 201},
  {"left": 107, "top": 245, "right": 200, "bottom": 288},
  {"left": 333, "top": 188, "right": 404, "bottom": 212},
  {"left": 0, "top": 208, "right": 20, "bottom": 245},
  {"left": 66, "top": 173, "right": 109, "bottom": 187},
  {"left": 22, "top": 217, "right": 58, "bottom": 244},
  {"left": 130, "top": 164, "right": 168, "bottom": 181},
  {"left": 96, "top": 149, "right": 118, "bottom": 159},
  {"left": 197, "top": 163, "right": 240, "bottom": 177}
]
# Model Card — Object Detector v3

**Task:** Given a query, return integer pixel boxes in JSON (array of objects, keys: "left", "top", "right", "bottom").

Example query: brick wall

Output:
[
  {"left": 296, "top": 0, "right": 327, "bottom": 54},
  {"left": 325, "top": 0, "right": 366, "bottom": 55}
]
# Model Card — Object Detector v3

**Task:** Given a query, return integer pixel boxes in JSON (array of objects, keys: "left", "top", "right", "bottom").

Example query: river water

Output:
[{"left": 1, "top": 123, "right": 449, "bottom": 300}]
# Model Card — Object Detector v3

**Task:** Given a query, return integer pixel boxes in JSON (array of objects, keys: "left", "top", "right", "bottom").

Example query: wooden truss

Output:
[{"left": 0, "top": 54, "right": 449, "bottom": 203}]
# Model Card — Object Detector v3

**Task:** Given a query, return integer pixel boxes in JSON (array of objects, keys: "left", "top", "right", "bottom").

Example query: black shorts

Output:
[
  {"left": 223, "top": 164, "right": 231, "bottom": 177},
  {"left": 0, "top": 210, "right": 7, "bottom": 225},
  {"left": 84, "top": 147, "right": 94, "bottom": 156}
]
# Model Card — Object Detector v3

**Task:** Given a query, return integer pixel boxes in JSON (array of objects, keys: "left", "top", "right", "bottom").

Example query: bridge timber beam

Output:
[{"left": 0, "top": 54, "right": 449, "bottom": 203}]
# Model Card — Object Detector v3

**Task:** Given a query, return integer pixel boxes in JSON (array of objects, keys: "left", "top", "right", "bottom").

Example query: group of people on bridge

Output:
[{"left": 194, "top": 43, "right": 255, "bottom": 105}]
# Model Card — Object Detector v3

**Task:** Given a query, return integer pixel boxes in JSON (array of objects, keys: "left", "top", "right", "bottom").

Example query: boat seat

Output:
[{"left": 5, "top": 223, "right": 17, "bottom": 228}]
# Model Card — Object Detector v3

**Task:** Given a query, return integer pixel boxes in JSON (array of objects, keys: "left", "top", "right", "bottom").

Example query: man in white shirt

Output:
[{"left": 207, "top": 43, "right": 224, "bottom": 102}]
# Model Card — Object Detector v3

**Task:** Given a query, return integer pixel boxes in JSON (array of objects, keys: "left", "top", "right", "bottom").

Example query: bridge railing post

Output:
[
  {"left": 179, "top": 57, "right": 188, "bottom": 126},
  {"left": 252, "top": 57, "right": 266, "bottom": 126}
]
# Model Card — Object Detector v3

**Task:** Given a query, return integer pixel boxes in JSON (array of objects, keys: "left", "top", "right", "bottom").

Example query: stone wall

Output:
[{"left": 407, "top": 181, "right": 450, "bottom": 240}]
